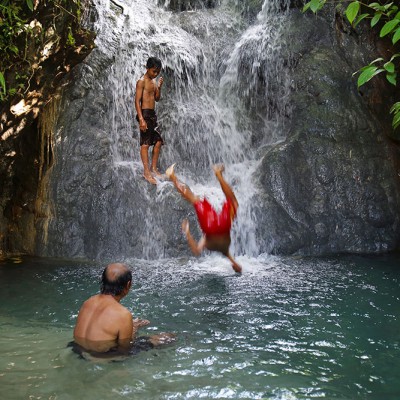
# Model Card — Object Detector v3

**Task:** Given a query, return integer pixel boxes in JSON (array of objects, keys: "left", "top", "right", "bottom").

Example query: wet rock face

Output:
[
  {"left": 41, "top": 5, "right": 399, "bottom": 260},
  {"left": 0, "top": 1, "right": 95, "bottom": 256},
  {"left": 255, "top": 9, "right": 400, "bottom": 255}
]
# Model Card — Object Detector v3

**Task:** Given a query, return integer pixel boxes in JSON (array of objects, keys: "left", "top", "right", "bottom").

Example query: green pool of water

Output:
[{"left": 0, "top": 254, "right": 399, "bottom": 399}]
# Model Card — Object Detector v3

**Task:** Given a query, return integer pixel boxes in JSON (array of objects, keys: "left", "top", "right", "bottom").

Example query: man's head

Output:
[{"left": 101, "top": 263, "right": 132, "bottom": 296}]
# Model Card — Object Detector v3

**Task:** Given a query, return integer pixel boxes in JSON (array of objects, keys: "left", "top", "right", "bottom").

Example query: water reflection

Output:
[{"left": 0, "top": 254, "right": 399, "bottom": 399}]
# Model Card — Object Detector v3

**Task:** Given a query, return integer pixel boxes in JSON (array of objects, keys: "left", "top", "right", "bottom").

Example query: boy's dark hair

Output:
[
  {"left": 100, "top": 265, "right": 132, "bottom": 296},
  {"left": 146, "top": 57, "right": 162, "bottom": 70}
]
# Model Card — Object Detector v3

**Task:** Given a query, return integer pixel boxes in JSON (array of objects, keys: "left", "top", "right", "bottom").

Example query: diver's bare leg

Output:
[
  {"left": 213, "top": 164, "right": 238, "bottom": 210},
  {"left": 166, "top": 164, "right": 198, "bottom": 204},
  {"left": 182, "top": 219, "right": 205, "bottom": 256}
]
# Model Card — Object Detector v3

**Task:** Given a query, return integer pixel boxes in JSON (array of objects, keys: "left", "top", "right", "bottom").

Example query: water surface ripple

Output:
[{"left": 0, "top": 254, "right": 399, "bottom": 399}]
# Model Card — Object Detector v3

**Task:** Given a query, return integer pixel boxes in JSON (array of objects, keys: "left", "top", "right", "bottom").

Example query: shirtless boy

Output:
[
  {"left": 166, "top": 164, "right": 242, "bottom": 273},
  {"left": 135, "top": 57, "right": 164, "bottom": 185}
]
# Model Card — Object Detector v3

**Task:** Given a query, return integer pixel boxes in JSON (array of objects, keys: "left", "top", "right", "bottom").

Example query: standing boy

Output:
[
  {"left": 135, "top": 57, "right": 164, "bottom": 185},
  {"left": 166, "top": 163, "right": 242, "bottom": 273}
]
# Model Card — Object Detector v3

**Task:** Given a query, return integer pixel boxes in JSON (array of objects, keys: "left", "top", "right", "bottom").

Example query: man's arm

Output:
[
  {"left": 132, "top": 317, "right": 150, "bottom": 337},
  {"left": 135, "top": 79, "right": 147, "bottom": 131},
  {"left": 116, "top": 309, "right": 135, "bottom": 349},
  {"left": 154, "top": 77, "right": 163, "bottom": 102}
]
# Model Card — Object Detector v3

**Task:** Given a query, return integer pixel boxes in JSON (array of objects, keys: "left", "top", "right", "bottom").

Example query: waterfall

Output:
[{"left": 48, "top": 0, "right": 291, "bottom": 260}]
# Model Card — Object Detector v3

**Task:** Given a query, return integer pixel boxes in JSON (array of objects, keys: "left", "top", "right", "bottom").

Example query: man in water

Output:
[
  {"left": 72, "top": 263, "right": 174, "bottom": 359},
  {"left": 166, "top": 164, "right": 242, "bottom": 273}
]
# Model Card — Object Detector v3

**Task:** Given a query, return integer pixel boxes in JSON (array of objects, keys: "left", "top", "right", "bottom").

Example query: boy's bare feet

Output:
[
  {"left": 165, "top": 163, "right": 176, "bottom": 180},
  {"left": 151, "top": 168, "right": 163, "bottom": 177},
  {"left": 144, "top": 173, "right": 157, "bottom": 185}
]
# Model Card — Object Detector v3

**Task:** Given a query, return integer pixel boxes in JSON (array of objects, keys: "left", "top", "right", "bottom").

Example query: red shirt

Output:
[{"left": 194, "top": 198, "right": 236, "bottom": 235}]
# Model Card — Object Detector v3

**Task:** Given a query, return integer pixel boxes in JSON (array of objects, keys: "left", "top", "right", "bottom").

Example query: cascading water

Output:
[
  {"left": 45, "top": 0, "right": 292, "bottom": 260},
  {"left": 101, "top": 0, "right": 290, "bottom": 258}
]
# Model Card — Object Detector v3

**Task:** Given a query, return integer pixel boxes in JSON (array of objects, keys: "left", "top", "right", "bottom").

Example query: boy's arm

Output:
[
  {"left": 213, "top": 165, "right": 239, "bottom": 212},
  {"left": 155, "top": 77, "right": 163, "bottom": 102},
  {"left": 135, "top": 80, "right": 147, "bottom": 131}
]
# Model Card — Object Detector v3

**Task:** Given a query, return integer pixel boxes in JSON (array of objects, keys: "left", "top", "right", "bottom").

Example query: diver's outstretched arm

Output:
[
  {"left": 226, "top": 253, "right": 242, "bottom": 274},
  {"left": 213, "top": 164, "right": 238, "bottom": 211},
  {"left": 182, "top": 219, "right": 205, "bottom": 256}
]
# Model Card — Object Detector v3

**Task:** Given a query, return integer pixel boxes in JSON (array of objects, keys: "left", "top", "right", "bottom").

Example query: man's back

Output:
[{"left": 74, "top": 294, "right": 133, "bottom": 352}]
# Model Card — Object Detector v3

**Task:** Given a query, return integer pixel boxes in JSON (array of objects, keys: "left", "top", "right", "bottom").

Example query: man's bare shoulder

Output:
[
  {"left": 102, "top": 297, "right": 131, "bottom": 316},
  {"left": 115, "top": 303, "right": 132, "bottom": 317},
  {"left": 81, "top": 294, "right": 101, "bottom": 307}
]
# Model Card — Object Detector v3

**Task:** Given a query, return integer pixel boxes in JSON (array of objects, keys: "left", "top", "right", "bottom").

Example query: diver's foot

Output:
[
  {"left": 165, "top": 163, "right": 176, "bottom": 180},
  {"left": 143, "top": 173, "right": 157, "bottom": 185},
  {"left": 181, "top": 219, "right": 189, "bottom": 235},
  {"left": 212, "top": 163, "right": 225, "bottom": 175},
  {"left": 231, "top": 262, "right": 242, "bottom": 274}
]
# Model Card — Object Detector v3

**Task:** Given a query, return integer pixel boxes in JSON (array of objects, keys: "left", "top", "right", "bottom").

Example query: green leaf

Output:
[
  {"left": 386, "top": 71, "right": 397, "bottom": 85},
  {"left": 380, "top": 19, "right": 400, "bottom": 37},
  {"left": 384, "top": 2, "right": 394, "bottom": 11},
  {"left": 389, "top": 53, "right": 400, "bottom": 62},
  {"left": 0, "top": 71, "right": 6, "bottom": 95},
  {"left": 357, "top": 66, "right": 384, "bottom": 87},
  {"left": 9, "top": 45, "right": 18, "bottom": 54},
  {"left": 392, "top": 110, "right": 400, "bottom": 127},
  {"left": 310, "top": 0, "right": 324, "bottom": 13},
  {"left": 390, "top": 102, "right": 400, "bottom": 113},
  {"left": 346, "top": 1, "right": 360, "bottom": 24},
  {"left": 369, "top": 2, "right": 385, "bottom": 12},
  {"left": 356, "top": 61, "right": 383, "bottom": 74},
  {"left": 388, "top": 7, "right": 399, "bottom": 17},
  {"left": 367, "top": 57, "right": 384, "bottom": 66},
  {"left": 392, "top": 27, "right": 400, "bottom": 44},
  {"left": 302, "top": 1, "right": 311, "bottom": 12},
  {"left": 354, "top": 13, "right": 369, "bottom": 27},
  {"left": 26, "top": 0, "right": 34, "bottom": 11},
  {"left": 371, "top": 12, "right": 382, "bottom": 27},
  {"left": 384, "top": 61, "right": 395, "bottom": 73}
]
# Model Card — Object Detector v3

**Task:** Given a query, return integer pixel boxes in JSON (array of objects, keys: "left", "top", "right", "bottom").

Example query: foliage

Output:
[
  {"left": 303, "top": 0, "right": 400, "bottom": 134},
  {"left": 0, "top": 0, "right": 83, "bottom": 101},
  {"left": 0, "top": 0, "right": 31, "bottom": 99},
  {"left": 66, "top": 26, "right": 76, "bottom": 46}
]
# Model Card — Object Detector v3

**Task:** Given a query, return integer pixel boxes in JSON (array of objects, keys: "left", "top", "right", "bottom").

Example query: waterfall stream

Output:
[{"left": 49, "top": 0, "right": 292, "bottom": 260}]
